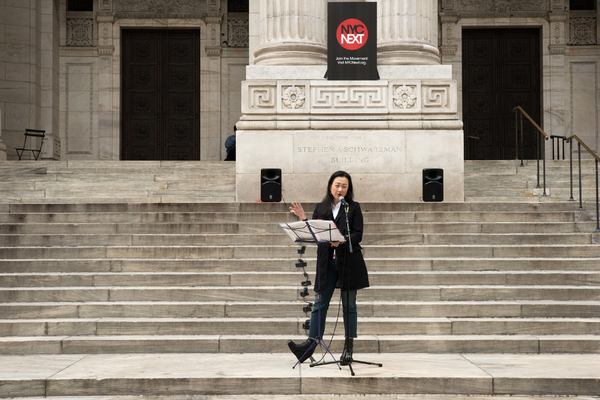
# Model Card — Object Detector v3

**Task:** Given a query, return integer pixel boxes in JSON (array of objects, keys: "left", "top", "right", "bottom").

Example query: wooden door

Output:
[
  {"left": 462, "top": 29, "right": 541, "bottom": 160},
  {"left": 122, "top": 29, "right": 200, "bottom": 160}
]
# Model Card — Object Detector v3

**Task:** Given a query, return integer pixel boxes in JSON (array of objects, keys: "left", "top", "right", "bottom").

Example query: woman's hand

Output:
[
  {"left": 330, "top": 242, "right": 340, "bottom": 248},
  {"left": 289, "top": 201, "right": 307, "bottom": 221}
]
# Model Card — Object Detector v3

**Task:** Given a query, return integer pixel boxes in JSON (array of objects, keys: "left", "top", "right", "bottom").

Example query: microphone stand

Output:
[{"left": 338, "top": 200, "right": 382, "bottom": 376}]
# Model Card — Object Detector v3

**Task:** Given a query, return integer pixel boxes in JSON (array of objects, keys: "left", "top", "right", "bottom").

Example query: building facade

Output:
[{"left": 0, "top": 0, "right": 598, "bottom": 163}]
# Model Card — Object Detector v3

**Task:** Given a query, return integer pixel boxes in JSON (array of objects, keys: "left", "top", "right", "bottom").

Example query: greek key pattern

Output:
[
  {"left": 243, "top": 81, "right": 457, "bottom": 115},
  {"left": 311, "top": 86, "right": 387, "bottom": 112},
  {"left": 422, "top": 85, "right": 452, "bottom": 111}
]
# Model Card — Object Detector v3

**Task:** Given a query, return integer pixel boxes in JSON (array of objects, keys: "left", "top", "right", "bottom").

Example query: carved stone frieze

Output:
[
  {"left": 242, "top": 80, "right": 458, "bottom": 117},
  {"left": 227, "top": 18, "right": 249, "bottom": 48},
  {"left": 116, "top": 0, "right": 205, "bottom": 14},
  {"left": 393, "top": 85, "right": 418, "bottom": 109},
  {"left": 242, "top": 83, "right": 277, "bottom": 114},
  {"left": 66, "top": 18, "right": 93, "bottom": 47},
  {"left": 281, "top": 86, "right": 306, "bottom": 110},
  {"left": 100, "top": 0, "right": 112, "bottom": 11},
  {"left": 569, "top": 17, "right": 597, "bottom": 45},
  {"left": 457, "top": 0, "right": 547, "bottom": 12},
  {"left": 311, "top": 85, "right": 387, "bottom": 113}
]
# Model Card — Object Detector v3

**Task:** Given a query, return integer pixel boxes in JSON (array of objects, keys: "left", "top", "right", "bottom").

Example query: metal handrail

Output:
[
  {"left": 513, "top": 106, "right": 549, "bottom": 195},
  {"left": 565, "top": 135, "right": 600, "bottom": 232},
  {"left": 514, "top": 107, "right": 599, "bottom": 232},
  {"left": 550, "top": 135, "right": 567, "bottom": 160}
]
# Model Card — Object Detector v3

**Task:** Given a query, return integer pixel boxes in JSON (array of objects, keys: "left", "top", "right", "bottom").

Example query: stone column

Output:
[
  {"left": 253, "top": 0, "right": 328, "bottom": 65},
  {"left": 377, "top": 0, "right": 440, "bottom": 65}
]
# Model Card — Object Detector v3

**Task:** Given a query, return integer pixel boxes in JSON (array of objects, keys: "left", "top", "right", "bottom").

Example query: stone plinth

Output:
[{"left": 236, "top": 66, "right": 464, "bottom": 203}]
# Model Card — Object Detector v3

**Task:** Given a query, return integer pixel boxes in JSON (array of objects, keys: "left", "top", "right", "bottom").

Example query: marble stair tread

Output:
[
  {"left": 1, "top": 257, "right": 599, "bottom": 273},
  {"left": 1, "top": 317, "right": 599, "bottom": 337},
  {"left": 2, "top": 244, "right": 599, "bottom": 259},
  {"left": 1, "top": 353, "right": 600, "bottom": 397},
  {"left": 1, "top": 270, "right": 599, "bottom": 287},
  {"left": 0, "top": 334, "right": 599, "bottom": 355},
  {"left": 1, "top": 285, "right": 598, "bottom": 302},
  {"left": 2, "top": 300, "right": 599, "bottom": 319},
  {"left": 0, "top": 232, "right": 597, "bottom": 247},
  {"left": 1, "top": 300, "right": 599, "bottom": 317},
  {"left": 0, "top": 221, "right": 596, "bottom": 235}
]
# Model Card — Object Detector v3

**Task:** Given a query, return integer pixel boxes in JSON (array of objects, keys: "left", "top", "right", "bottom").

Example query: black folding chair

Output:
[{"left": 16, "top": 129, "right": 45, "bottom": 160}]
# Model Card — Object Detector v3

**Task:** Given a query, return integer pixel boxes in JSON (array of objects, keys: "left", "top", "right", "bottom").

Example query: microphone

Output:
[{"left": 339, "top": 196, "right": 348, "bottom": 206}]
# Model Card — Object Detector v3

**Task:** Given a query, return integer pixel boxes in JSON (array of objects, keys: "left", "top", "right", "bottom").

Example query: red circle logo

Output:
[{"left": 336, "top": 18, "right": 368, "bottom": 51}]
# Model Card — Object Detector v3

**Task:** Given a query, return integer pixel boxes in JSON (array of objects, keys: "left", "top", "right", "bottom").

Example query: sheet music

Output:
[{"left": 280, "top": 219, "right": 345, "bottom": 244}]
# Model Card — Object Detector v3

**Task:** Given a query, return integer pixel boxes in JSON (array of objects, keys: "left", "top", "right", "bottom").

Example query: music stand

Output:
[{"left": 280, "top": 219, "right": 344, "bottom": 370}]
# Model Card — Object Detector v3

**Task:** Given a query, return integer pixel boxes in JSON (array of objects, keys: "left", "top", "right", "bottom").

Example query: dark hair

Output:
[{"left": 319, "top": 171, "right": 354, "bottom": 209}]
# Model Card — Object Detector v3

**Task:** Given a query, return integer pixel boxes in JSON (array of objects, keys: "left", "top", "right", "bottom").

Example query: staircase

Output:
[
  {"left": 0, "top": 160, "right": 599, "bottom": 398},
  {"left": 465, "top": 159, "right": 599, "bottom": 202},
  {"left": 0, "top": 161, "right": 236, "bottom": 203}
]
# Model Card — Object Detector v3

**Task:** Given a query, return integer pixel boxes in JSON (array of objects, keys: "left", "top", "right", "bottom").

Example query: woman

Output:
[{"left": 287, "top": 170, "right": 369, "bottom": 364}]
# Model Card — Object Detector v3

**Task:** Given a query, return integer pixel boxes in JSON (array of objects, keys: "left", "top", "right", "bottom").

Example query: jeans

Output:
[{"left": 308, "top": 256, "right": 357, "bottom": 339}]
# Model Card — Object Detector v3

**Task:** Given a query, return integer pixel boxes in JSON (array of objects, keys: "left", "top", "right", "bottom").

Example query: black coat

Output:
[{"left": 312, "top": 201, "right": 370, "bottom": 293}]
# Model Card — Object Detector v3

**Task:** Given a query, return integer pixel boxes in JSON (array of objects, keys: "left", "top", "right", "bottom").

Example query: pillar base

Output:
[
  {"left": 254, "top": 43, "right": 327, "bottom": 66},
  {"left": 378, "top": 43, "right": 441, "bottom": 65}
]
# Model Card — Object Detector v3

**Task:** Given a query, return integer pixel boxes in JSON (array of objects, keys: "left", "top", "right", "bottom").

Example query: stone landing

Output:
[{"left": 2, "top": 353, "right": 600, "bottom": 397}]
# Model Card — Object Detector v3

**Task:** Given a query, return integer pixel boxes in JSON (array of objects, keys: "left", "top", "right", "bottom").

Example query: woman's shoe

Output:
[
  {"left": 340, "top": 337, "right": 354, "bottom": 365},
  {"left": 288, "top": 338, "right": 315, "bottom": 363}
]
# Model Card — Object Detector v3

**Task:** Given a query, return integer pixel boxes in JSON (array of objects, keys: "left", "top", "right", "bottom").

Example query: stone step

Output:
[
  {"left": 0, "top": 317, "right": 599, "bottom": 337},
  {"left": 2, "top": 201, "right": 586, "bottom": 213},
  {"left": 2, "top": 196, "right": 238, "bottom": 204},
  {"left": 0, "top": 232, "right": 596, "bottom": 246},
  {"left": 0, "top": 334, "right": 598, "bottom": 355},
  {"left": 1, "top": 271, "right": 599, "bottom": 288},
  {"left": 4, "top": 244, "right": 599, "bottom": 259},
  {"left": 2, "top": 257, "right": 599, "bottom": 273},
  {"left": 2, "top": 300, "right": 598, "bottom": 319},
  {"left": 1, "top": 285, "right": 598, "bottom": 303},
  {"left": 0, "top": 176, "right": 236, "bottom": 190},
  {"left": 2, "top": 353, "right": 599, "bottom": 397},
  {"left": 0, "top": 210, "right": 588, "bottom": 224},
  {"left": 0, "top": 221, "right": 597, "bottom": 235}
]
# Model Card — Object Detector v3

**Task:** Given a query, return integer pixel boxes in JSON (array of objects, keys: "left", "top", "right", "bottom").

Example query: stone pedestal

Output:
[
  {"left": 238, "top": 0, "right": 463, "bottom": 203},
  {"left": 237, "top": 66, "right": 463, "bottom": 202}
]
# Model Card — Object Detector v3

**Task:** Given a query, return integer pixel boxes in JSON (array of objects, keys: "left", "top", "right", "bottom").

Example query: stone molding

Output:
[
  {"left": 202, "top": 12, "right": 223, "bottom": 57},
  {"left": 97, "top": 13, "right": 115, "bottom": 56},
  {"left": 241, "top": 80, "right": 460, "bottom": 129},
  {"left": 548, "top": 44, "right": 566, "bottom": 55}
]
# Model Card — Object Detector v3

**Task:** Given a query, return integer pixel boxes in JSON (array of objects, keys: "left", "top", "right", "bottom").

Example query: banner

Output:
[{"left": 327, "top": 2, "right": 378, "bottom": 80}]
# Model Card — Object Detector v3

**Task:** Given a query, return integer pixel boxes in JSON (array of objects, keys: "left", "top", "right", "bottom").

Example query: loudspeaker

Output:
[
  {"left": 261, "top": 168, "right": 282, "bottom": 202},
  {"left": 423, "top": 168, "right": 443, "bottom": 202}
]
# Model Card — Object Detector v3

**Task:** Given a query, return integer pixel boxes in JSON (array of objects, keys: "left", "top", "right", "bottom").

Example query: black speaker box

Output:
[
  {"left": 423, "top": 168, "right": 443, "bottom": 202},
  {"left": 261, "top": 168, "right": 282, "bottom": 202}
]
